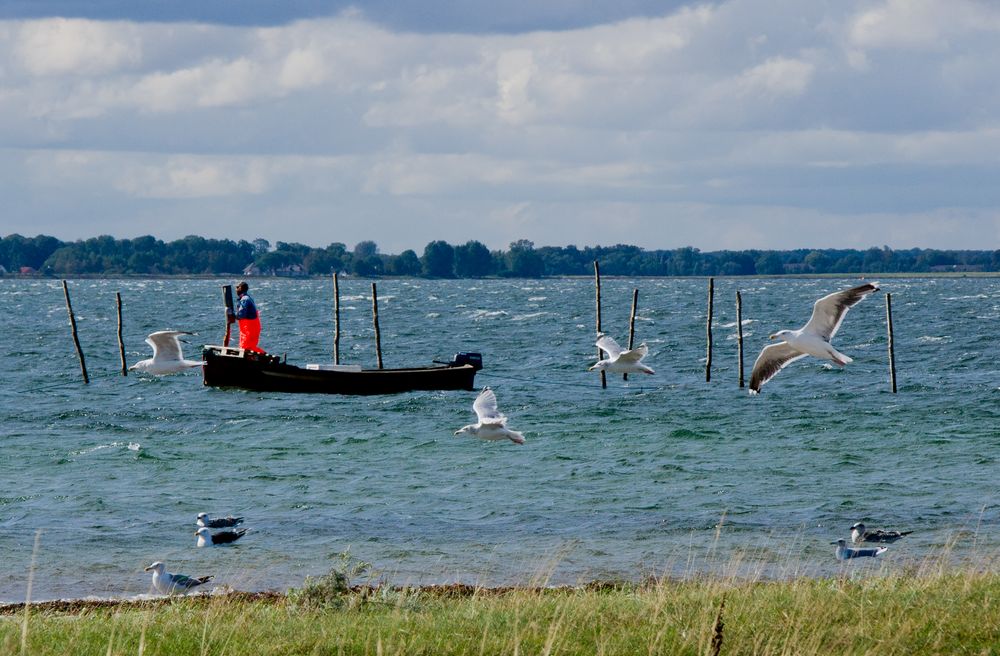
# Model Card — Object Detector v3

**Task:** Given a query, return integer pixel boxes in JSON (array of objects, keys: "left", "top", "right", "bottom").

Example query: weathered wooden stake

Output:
[
  {"left": 116, "top": 292, "right": 127, "bottom": 376},
  {"left": 624, "top": 288, "right": 639, "bottom": 381},
  {"left": 371, "top": 282, "right": 383, "bottom": 369},
  {"left": 62, "top": 280, "right": 89, "bottom": 384},
  {"left": 222, "top": 284, "right": 234, "bottom": 347},
  {"left": 705, "top": 277, "right": 714, "bottom": 383},
  {"left": 736, "top": 290, "right": 744, "bottom": 388},
  {"left": 886, "top": 292, "right": 897, "bottom": 393},
  {"left": 333, "top": 272, "right": 341, "bottom": 365},
  {"left": 594, "top": 261, "right": 606, "bottom": 389}
]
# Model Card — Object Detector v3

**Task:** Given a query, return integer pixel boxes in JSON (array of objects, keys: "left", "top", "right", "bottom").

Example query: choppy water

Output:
[{"left": 1, "top": 276, "right": 999, "bottom": 602}]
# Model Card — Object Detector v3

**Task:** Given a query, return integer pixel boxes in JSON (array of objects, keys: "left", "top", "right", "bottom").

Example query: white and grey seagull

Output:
[
  {"left": 130, "top": 331, "right": 203, "bottom": 375},
  {"left": 144, "top": 561, "right": 213, "bottom": 595},
  {"left": 455, "top": 388, "right": 525, "bottom": 445},
  {"left": 833, "top": 538, "right": 888, "bottom": 560},
  {"left": 196, "top": 512, "right": 244, "bottom": 529},
  {"left": 749, "top": 282, "right": 880, "bottom": 394},
  {"left": 195, "top": 526, "right": 247, "bottom": 547},
  {"left": 589, "top": 334, "right": 654, "bottom": 375},
  {"left": 851, "top": 522, "right": 913, "bottom": 544}
]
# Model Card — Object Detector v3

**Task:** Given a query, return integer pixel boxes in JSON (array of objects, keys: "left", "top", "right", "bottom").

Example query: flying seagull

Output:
[
  {"left": 145, "top": 561, "right": 213, "bottom": 595},
  {"left": 832, "top": 539, "right": 888, "bottom": 560},
  {"left": 749, "top": 282, "right": 880, "bottom": 394},
  {"left": 195, "top": 526, "right": 247, "bottom": 547},
  {"left": 130, "top": 331, "right": 203, "bottom": 375},
  {"left": 455, "top": 387, "right": 525, "bottom": 445},
  {"left": 589, "top": 334, "right": 654, "bottom": 375},
  {"left": 196, "top": 512, "right": 244, "bottom": 529},
  {"left": 851, "top": 522, "right": 913, "bottom": 544}
]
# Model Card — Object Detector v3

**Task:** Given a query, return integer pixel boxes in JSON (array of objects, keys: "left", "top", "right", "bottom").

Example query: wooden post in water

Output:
[
  {"left": 886, "top": 292, "right": 897, "bottom": 393},
  {"left": 333, "top": 272, "right": 341, "bottom": 365},
  {"left": 705, "top": 277, "right": 714, "bottom": 383},
  {"left": 371, "top": 282, "right": 383, "bottom": 369},
  {"left": 624, "top": 288, "right": 639, "bottom": 381},
  {"left": 736, "top": 290, "right": 744, "bottom": 388},
  {"left": 116, "top": 292, "right": 127, "bottom": 376},
  {"left": 62, "top": 280, "right": 89, "bottom": 384},
  {"left": 222, "top": 284, "right": 234, "bottom": 347},
  {"left": 594, "top": 260, "right": 606, "bottom": 389}
]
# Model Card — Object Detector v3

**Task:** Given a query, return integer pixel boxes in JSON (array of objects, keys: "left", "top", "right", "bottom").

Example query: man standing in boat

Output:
[{"left": 228, "top": 281, "right": 265, "bottom": 353}]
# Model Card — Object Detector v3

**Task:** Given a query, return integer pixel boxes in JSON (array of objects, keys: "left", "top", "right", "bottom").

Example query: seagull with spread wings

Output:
[
  {"left": 749, "top": 282, "right": 880, "bottom": 394},
  {"left": 455, "top": 388, "right": 525, "bottom": 445},
  {"left": 589, "top": 334, "right": 654, "bottom": 375},
  {"left": 130, "top": 331, "right": 203, "bottom": 375}
]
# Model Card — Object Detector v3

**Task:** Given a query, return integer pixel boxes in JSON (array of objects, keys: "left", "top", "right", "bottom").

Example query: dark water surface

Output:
[{"left": 1, "top": 276, "right": 998, "bottom": 601}]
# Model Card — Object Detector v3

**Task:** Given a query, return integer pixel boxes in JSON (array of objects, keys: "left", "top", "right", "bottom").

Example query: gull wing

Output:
[
  {"left": 802, "top": 283, "right": 879, "bottom": 341},
  {"left": 749, "top": 342, "right": 809, "bottom": 393},
  {"left": 473, "top": 388, "right": 503, "bottom": 422},
  {"left": 595, "top": 334, "right": 623, "bottom": 360},
  {"left": 146, "top": 330, "right": 194, "bottom": 361},
  {"left": 171, "top": 573, "right": 209, "bottom": 589},
  {"left": 616, "top": 343, "right": 649, "bottom": 363}
]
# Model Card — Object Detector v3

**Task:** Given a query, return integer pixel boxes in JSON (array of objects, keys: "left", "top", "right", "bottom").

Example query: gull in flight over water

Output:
[
  {"left": 196, "top": 512, "right": 244, "bottom": 529},
  {"left": 130, "top": 331, "right": 203, "bottom": 375},
  {"left": 749, "top": 282, "right": 880, "bottom": 394},
  {"left": 455, "top": 388, "right": 525, "bottom": 445},
  {"left": 195, "top": 526, "right": 247, "bottom": 546},
  {"left": 833, "top": 539, "right": 888, "bottom": 560},
  {"left": 589, "top": 334, "right": 654, "bottom": 375},
  {"left": 145, "top": 561, "right": 213, "bottom": 595},
  {"left": 851, "top": 522, "right": 913, "bottom": 544}
]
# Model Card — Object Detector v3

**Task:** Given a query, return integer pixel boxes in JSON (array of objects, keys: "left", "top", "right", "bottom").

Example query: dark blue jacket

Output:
[{"left": 236, "top": 293, "right": 258, "bottom": 320}]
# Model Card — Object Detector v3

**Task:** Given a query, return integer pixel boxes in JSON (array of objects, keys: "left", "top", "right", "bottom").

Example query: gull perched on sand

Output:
[
  {"left": 749, "top": 282, "right": 880, "bottom": 394},
  {"left": 851, "top": 522, "right": 913, "bottom": 544},
  {"left": 130, "top": 331, "right": 203, "bottom": 375},
  {"left": 145, "top": 561, "right": 213, "bottom": 595},
  {"left": 832, "top": 539, "right": 888, "bottom": 560},
  {"left": 455, "top": 388, "right": 525, "bottom": 445},
  {"left": 589, "top": 334, "right": 654, "bottom": 375},
  {"left": 195, "top": 526, "right": 247, "bottom": 547},
  {"left": 196, "top": 512, "right": 244, "bottom": 529}
]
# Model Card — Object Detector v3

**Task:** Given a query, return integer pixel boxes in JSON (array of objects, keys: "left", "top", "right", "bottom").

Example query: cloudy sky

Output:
[{"left": 2, "top": 0, "right": 1000, "bottom": 252}]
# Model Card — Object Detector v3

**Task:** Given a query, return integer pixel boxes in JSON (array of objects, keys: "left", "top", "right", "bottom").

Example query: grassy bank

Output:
[{"left": 2, "top": 571, "right": 999, "bottom": 655}]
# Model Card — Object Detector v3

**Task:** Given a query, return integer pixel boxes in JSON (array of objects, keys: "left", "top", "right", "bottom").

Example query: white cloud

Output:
[
  {"left": 2, "top": 2, "right": 1000, "bottom": 250},
  {"left": 14, "top": 18, "right": 142, "bottom": 76},
  {"left": 848, "top": 0, "right": 1000, "bottom": 51}
]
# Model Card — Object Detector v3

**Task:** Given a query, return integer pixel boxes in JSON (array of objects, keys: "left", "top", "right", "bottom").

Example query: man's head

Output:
[{"left": 236, "top": 281, "right": 249, "bottom": 295}]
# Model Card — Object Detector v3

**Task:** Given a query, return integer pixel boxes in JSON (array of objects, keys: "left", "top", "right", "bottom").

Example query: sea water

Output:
[{"left": 1, "top": 276, "right": 998, "bottom": 601}]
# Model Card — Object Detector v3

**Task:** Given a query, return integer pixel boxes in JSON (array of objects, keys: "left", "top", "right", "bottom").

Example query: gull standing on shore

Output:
[
  {"left": 851, "top": 522, "right": 913, "bottom": 544},
  {"left": 130, "top": 331, "right": 203, "bottom": 375},
  {"left": 832, "top": 539, "right": 888, "bottom": 560},
  {"left": 145, "top": 561, "right": 213, "bottom": 595},
  {"left": 749, "top": 282, "right": 880, "bottom": 394},
  {"left": 589, "top": 334, "right": 654, "bottom": 375},
  {"left": 455, "top": 388, "right": 526, "bottom": 445}
]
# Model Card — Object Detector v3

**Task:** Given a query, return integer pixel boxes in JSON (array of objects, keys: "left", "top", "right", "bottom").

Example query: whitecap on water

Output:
[
  {"left": 127, "top": 443, "right": 141, "bottom": 451},
  {"left": 468, "top": 309, "right": 508, "bottom": 320}
]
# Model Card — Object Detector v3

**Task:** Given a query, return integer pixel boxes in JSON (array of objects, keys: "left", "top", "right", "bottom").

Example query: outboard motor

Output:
[{"left": 450, "top": 352, "right": 483, "bottom": 370}]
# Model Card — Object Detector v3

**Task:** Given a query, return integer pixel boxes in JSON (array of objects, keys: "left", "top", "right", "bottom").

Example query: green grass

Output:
[{"left": 3, "top": 571, "right": 999, "bottom": 655}]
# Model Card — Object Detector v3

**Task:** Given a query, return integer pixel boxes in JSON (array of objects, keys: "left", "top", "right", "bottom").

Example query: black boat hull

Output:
[{"left": 202, "top": 346, "right": 479, "bottom": 395}]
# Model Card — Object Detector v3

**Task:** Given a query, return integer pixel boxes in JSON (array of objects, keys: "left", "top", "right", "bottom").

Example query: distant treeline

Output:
[{"left": 2, "top": 233, "right": 999, "bottom": 278}]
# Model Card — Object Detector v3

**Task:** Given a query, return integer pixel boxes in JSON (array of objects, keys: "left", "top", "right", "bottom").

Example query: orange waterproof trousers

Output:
[{"left": 238, "top": 316, "right": 264, "bottom": 353}]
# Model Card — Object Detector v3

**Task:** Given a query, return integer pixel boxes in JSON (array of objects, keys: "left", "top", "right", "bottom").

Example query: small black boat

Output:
[{"left": 202, "top": 346, "right": 482, "bottom": 395}]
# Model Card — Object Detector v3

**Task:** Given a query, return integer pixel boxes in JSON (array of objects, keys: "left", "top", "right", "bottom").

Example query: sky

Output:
[{"left": 2, "top": 0, "right": 1000, "bottom": 253}]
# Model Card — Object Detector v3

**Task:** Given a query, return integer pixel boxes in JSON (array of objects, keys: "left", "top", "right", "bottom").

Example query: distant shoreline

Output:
[{"left": 4, "top": 271, "right": 1000, "bottom": 281}]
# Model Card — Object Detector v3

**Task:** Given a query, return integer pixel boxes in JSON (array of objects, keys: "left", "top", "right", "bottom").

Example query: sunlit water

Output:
[{"left": 1, "top": 276, "right": 998, "bottom": 601}]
